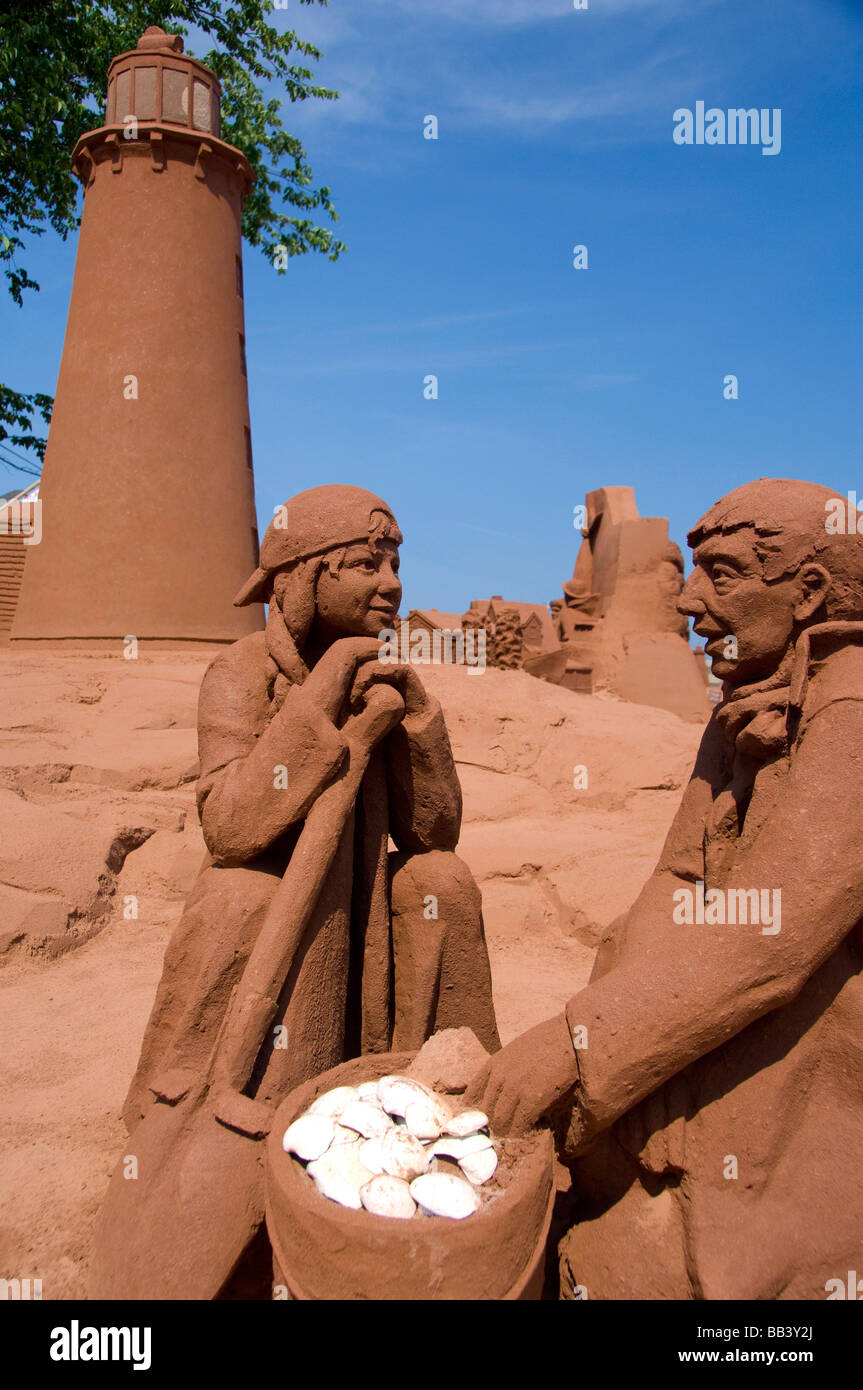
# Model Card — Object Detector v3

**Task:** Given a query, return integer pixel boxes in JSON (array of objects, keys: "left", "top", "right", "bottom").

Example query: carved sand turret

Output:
[
  {"left": 12, "top": 27, "right": 264, "bottom": 646},
  {"left": 553, "top": 486, "right": 709, "bottom": 721}
]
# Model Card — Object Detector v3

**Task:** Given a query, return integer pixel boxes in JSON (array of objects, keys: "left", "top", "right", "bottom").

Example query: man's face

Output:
[
  {"left": 315, "top": 539, "right": 402, "bottom": 638},
  {"left": 678, "top": 528, "right": 799, "bottom": 686}
]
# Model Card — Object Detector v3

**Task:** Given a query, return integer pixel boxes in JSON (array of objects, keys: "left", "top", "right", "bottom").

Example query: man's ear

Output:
[{"left": 794, "top": 563, "right": 831, "bottom": 622}]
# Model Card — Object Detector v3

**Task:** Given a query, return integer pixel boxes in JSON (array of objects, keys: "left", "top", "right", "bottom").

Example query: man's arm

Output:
[{"left": 566, "top": 699, "right": 863, "bottom": 1147}]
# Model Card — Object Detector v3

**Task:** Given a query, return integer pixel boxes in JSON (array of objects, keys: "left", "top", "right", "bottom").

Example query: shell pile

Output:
[{"left": 282, "top": 1074, "right": 497, "bottom": 1221}]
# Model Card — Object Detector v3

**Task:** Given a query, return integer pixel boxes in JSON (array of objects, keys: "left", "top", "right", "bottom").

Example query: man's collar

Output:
[{"left": 715, "top": 621, "right": 863, "bottom": 760}]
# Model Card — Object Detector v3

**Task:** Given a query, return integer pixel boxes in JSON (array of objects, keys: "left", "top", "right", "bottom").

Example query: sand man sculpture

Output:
[
  {"left": 91, "top": 484, "right": 499, "bottom": 1300},
  {"left": 470, "top": 479, "right": 863, "bottom": 1299}
]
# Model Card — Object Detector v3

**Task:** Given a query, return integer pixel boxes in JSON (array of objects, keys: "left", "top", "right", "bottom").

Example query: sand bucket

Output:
[{"left": 266, "top": 1052, "right": 555, "bottom": 1301}]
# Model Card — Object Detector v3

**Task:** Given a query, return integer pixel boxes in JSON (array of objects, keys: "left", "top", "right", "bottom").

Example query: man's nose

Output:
[{"left": 677, "top": 571, "right": 706, "bottom": 619}]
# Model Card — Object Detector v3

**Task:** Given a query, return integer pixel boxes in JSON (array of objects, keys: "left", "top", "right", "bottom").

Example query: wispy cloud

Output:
[
  {"left": 253, "top": 306, "right": 542, "bottom": 347},
  {"left": 282, "top": 2, "right": 716, "bottom": 145},
  {"left": 451, "top": 520, "right": 512, "bottom": 538},
  {"left": 576, "top": 372, "right": 636, "bottom": 390},
  {"left": 452, "top": 58, "right": 691, "bottom": 131},
  {"left": 254, "top": 336, "right": 590, "bottom": 376},
  {"left": 330, "top": 307, "right": 534, "bottom": 335},
  {"left": 360, "top": 0, "right": 707, "bottom": 29}
]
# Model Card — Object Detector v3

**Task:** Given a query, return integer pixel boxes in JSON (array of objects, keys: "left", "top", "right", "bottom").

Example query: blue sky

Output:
[{"left": 5, "top": 0, "right": 863, "bottom": 617}]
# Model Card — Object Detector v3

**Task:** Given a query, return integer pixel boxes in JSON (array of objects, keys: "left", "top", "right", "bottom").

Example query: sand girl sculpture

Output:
[
  {"left": 91, "top": 484, "right": 500, "bottom": 1299},
  {"left": 470, "top": 479, "right": 863, "bottom": 1299}
]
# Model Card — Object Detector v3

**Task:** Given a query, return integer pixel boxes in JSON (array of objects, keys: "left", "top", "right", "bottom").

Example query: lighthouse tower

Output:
[{"left": 12, "top": 27, "right": 265, "bottom": 646}]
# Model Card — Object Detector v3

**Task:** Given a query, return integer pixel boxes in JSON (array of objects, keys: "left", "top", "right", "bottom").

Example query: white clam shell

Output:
[
  {"left": 410, "top": 1172, "right": 482, "bottom": 1220},
  {"left": 360, "top": 1175, "right": 416, "bottom": 1220},
  {"left": 404, "top": 1102, "right": 444, "bottom": 1141},
  {"left": 381, "top": 1126, "right": 430, "bottom": 1181},
  {"left": 282, "top": 1114, "right": 335, "bottom": 1162},
  {"left": 444, "top": 1109, "right": 489, "bottom": 1139},
  {"left": 338, "top": 1099, "right": 393, "bottom": 1138},
  {"left": 307, "top": 1085, "right": 360, "bottom": 1118},
  {"left": 459, "top": 1146, "right": 499, "bottom": 1186},
  {"left": 307, "top": 1144, "right": 375, "bottom": 1210},
  {"left": 377, "top": 1074, "right": 437, "bottom": 1118},
  {"left": 358, "top": 1137, "right": 386, "bottom": 1174},
  {"left": 357, "top": 1080, "right": 381, "bottom": 1103},
  {"left": 331, "top": 1123, "right": 362, "bottom": 1147},
  {"left": 428, "top": 1132, "right": 493, "bottom": 1160}
]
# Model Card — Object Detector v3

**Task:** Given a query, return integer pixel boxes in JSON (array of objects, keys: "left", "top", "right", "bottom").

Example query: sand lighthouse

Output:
[{"left": 11, "top": 27, "right": 265, "bottom": 646}]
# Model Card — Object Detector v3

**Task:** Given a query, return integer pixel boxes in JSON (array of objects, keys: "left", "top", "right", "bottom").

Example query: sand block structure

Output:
[
  {"left": 11, "top": 28, "right": 264, "bottom": 647},
  {"left": 552, "top": 486, "right": 710, "bottom": 721},
  {"left": 0, "top": 487, "right": 39, "bottom": 643}
]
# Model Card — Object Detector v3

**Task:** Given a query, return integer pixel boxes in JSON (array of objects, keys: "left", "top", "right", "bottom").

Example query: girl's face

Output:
[{"left": 315, "top": 539, "right": 402, "bottom": 638}]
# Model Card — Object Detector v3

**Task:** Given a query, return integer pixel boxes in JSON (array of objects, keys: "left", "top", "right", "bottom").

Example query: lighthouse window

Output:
[
  {"left": 106, "top": 77, "right": 116, "bottom": 124},
  {"left": 135, "top": 66, "right": 157, "bottom": 121},
  {"left": 244, "top": 426, "right": 253, "bottom": 471},
  {"left": 116, "top": 70, "right": 131, "bottom": 123},
  {"left": 163, "top": 67, "right": 188, "bottom": 124},
  {"left": 193, "top": 80, "right": 212, "bottom": 133}
]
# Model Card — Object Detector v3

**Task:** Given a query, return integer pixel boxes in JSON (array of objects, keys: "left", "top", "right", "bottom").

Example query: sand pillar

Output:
[{"left": 12, "top": 28, "right": 264, "bottom": 646}]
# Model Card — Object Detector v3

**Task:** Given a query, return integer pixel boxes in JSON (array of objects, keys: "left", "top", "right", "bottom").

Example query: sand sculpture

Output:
[
  {"left": 552, "top": 486, "right": 709, "bottom": 720},
  {"left": 11, "top": 28, "right": 264, "bottom": 646},
  {"left": 409, "top": 497, "right": 711, "bottom": 717},
  {"left": 468, "top": 479, "right": 863, "bottom": 1299},
  {"left": 462, "top": 598, "right": 558, "bottom": 672},
  {"left": 88, "top": 483, "right": 500, "bottom": 1299},
  {"left": 7, "top": 26, "right": 850, "bottom": 1310}
]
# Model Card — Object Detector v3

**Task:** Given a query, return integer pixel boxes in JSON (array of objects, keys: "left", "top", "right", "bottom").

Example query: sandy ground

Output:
[{"left": 0, "top": 649, "right": 703, "bottom": 1298}]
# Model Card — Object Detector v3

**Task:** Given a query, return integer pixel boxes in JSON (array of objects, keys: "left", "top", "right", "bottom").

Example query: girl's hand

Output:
[
  {"left": 301, "top": 637, "right": 383, "bottom": 724},
  {"left": 350, "top": 660, "right": 431, "bottom": 721},
  {"left": 346, "top": 683, "right": 406, "bottom": 754}
]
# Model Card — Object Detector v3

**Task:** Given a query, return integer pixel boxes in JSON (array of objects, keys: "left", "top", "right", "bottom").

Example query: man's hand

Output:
[{"left": 462, "top": 1013, "right": 581, "bottom": 1137}]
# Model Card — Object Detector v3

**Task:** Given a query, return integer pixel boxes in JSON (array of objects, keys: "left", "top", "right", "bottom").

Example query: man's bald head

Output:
[{"left": 688, "top": 479, "right": 863, "bottom": 622}]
